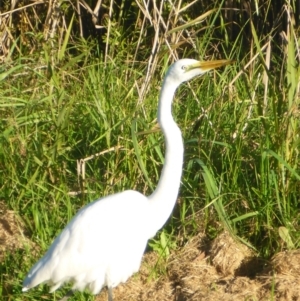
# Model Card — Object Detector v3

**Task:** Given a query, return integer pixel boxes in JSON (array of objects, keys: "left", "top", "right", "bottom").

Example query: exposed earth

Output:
[
  {"left": 1, "top": 201, "right": 300, "bottom": 301},
  {"left": 95, "top": 232, "right": 300, "bottom": 301}
]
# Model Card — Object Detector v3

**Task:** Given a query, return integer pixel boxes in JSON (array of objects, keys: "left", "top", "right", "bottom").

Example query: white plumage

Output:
[
  {"left": 23, "top": 191, "right": 149, "bottom": 295},
  {"left": 22, "top": 58, "right": 231, "bottom": 301}
]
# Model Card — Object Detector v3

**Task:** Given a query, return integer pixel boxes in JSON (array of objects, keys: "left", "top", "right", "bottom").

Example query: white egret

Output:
[{"left": 22, "top": 58, "right": 232, "bottom": 301}]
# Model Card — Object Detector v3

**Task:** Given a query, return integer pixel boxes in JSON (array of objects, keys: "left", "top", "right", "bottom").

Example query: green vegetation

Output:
[{"left": 0, "top": 0, "right": 299, "bottom": 300}]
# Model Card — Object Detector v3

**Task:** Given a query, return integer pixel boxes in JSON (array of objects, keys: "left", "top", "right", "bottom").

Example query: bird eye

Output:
[{"left": 181, "top": 65, "right": 187, "bottom": 71}]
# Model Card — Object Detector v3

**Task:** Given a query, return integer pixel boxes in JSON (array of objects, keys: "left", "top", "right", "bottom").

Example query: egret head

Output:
[{"left": 166, "top": 58, "right": 233, "bottom": 85}]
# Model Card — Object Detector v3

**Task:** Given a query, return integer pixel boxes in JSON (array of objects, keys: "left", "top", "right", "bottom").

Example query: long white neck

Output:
[{"left": 148, "top": 76, "right": 183, "bottom": 235}]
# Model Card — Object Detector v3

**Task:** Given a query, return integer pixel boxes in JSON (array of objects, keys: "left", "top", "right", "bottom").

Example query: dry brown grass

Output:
[
  {"left": 0, "top": 201, "right": 33, "bottom": 260},
  {"left": 209, "top": 231, "right": 254, "bottom": 276},
  {"left": 93, "top": 231, "right": 300, "bottom": 301}
]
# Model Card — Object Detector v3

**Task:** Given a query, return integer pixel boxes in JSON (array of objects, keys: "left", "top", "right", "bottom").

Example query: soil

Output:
[
  {"left": 95, "top": 232, "right": 300, "bottom": 301},
  {"left": 1, "top": 202, "right": 300, "bottom": 301}
]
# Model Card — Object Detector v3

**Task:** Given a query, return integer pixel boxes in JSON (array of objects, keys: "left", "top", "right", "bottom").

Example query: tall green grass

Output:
[{"left": 0, "top": 2, "right": 299, "bottom": 301}]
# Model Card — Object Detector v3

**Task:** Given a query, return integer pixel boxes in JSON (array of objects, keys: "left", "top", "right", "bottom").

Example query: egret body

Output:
[{"left": 22, "top": 59, "right": 231, "bottom": 301}]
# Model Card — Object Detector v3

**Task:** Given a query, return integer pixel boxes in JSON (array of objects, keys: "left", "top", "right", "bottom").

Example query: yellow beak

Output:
[{"left": 188, "top": 59, "right": 233, "bottom": 72}]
